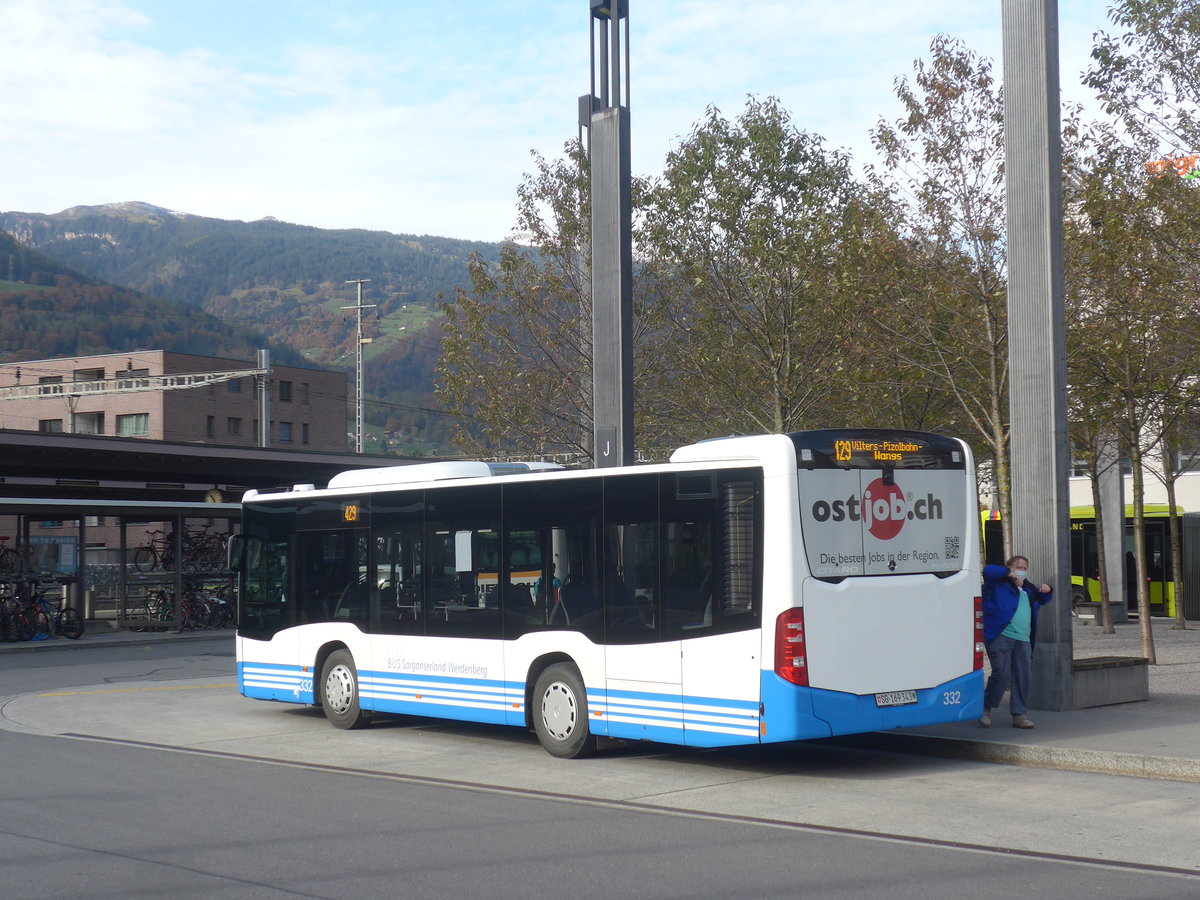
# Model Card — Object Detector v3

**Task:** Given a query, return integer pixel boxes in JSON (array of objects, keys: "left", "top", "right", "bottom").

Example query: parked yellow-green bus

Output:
[{"left": 982, "top": 505, "right": 1179, "bottom": 618}]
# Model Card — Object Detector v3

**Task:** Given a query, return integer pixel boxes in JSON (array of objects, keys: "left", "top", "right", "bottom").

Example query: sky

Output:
[{"left": 2, "top": 0, "right": 1113, "bottom": 243}]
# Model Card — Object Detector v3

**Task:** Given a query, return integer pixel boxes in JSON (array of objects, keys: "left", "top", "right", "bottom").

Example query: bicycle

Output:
[
  {"left": 130, "top": 589, "right": 175, "bottom": 630},
  {"left": 133, "top": 530, "right": 176, "bottom": 572},
  {"left": 202, "top": 587, "right": 235, "bottom": 628},
  {"left": 179, "top": 591, "right": 212, "bottom": 631},
  {"left": 0, "top": 586, "right": 21, "bottom": 641},
  {"left": 20, "top": 580, "right": 83, "bottom": 640},
  {"left": 181, "top": 523, "right": 228, "bottom": 572},
  {"left": 0, "top": 536, "right": 31, "bottom": 579}
]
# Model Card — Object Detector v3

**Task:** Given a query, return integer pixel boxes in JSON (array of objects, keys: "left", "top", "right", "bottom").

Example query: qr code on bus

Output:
[{"left": 945, "top": 536, "right": 961, "bottom": 560}]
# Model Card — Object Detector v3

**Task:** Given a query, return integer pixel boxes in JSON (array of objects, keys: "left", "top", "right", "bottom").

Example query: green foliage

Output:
[
  {"left": 438, "top": 143, "right": 599, "bottom": 459},
  {"left": 641, "top": 97, "right": 894, "bottom": 442},
  {"left": 869, "top": 36, "right": 1011, "bottom": 524},
  {"left": 1086, "top": 0, "right": 1200, "bottom": 151},
  {"left": 0, "top": 229, "right": 285, "bottom": 364}
]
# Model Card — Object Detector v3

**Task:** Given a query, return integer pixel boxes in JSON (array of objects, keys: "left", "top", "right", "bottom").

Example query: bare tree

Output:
[{"left": 869, "top": 36, "right": 1013, "bottom": 550}]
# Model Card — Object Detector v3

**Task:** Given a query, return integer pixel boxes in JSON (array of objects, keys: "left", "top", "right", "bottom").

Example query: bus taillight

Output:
[
  {"left": 973, "top": 595, "right": 984, "bottom": 671},
  {"left": 775, "top": 608, "right": 808, "bottom": 686}
]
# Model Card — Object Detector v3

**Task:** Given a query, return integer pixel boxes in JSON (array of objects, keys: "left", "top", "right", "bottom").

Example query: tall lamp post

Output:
[
  {"left": 342, "top": 279, "right": 374, "bottom": 454},
  {"left": 582, "top": 0, "right": 633, "bottom": 468}
]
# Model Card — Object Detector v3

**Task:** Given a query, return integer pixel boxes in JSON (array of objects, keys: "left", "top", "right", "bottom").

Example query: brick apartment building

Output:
[{"left": 0, "top": 350, "right": 347, "bottom": 452}]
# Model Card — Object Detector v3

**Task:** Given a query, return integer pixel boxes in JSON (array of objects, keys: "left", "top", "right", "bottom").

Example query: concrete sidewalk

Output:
[
  {"left": 3, "top": 617, "right": 1199, "bottom": 782},
  {"left": 847, "top": 616, "right": 1200, "bottom": 782},
  {"left": 0, "top": 625, "right": 235, "bottom": 653}
]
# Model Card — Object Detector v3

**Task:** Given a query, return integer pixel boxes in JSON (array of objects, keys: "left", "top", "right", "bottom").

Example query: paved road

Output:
[{"left": 2, "top": 637, "right": 1200, "bottom": 896}]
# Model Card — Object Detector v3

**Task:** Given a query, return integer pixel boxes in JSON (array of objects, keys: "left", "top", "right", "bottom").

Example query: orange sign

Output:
[{"left": 1146, "top": 153, "right": 1200, "bottom": 179}]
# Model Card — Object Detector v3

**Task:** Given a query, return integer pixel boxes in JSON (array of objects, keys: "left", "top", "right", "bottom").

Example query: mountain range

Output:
[{"left": 0, "top": 203, "right": 503, "bottom": 453}]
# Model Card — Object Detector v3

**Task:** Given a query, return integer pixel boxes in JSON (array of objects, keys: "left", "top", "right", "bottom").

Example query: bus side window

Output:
[
  {"left": 298, "top": 531, "right": 368, "bottom": 626},
  {"left": 603, "top": 472, "right": 660, "bottom": 644},
  {"left": 502, "top": 479, "right": 601, "bottom": 639},
  {"left": 425, "top": 484, "right": 502, "bottom": 639},
  {"left": 373, "top": 528, "right": 423, "bottom": 636}
]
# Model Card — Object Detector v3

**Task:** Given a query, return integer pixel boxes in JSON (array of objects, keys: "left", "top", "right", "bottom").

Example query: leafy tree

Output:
[
  {"left": 1064, "top": 131, "right": 1200, "bottom": 658},
  {"left": 639, "top": 97, "right": 890, "bottom": 443},
  {"left": 438, "top": 143, "right": 599, "bottom": 460},
  {"left": 869, "top": 36, "right": 1011, "bottom": 548},
  {"left": 1083, "top": 3, "right": 1200, "bottom": 638},
  {"left": 1087, "top": 0, "right": 1200, "bottom": 153}
]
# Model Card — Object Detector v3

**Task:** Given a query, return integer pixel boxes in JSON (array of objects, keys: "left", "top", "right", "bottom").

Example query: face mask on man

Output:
[{"left": 1012, "top": 570, "right": 1027, "bottom": 581}]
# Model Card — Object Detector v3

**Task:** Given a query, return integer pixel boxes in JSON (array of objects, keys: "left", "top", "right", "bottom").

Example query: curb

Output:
[
  {"left": 833, "top": 731, "right": 1200, "bottom": 784},
  {"left": 0, "top": 630, "right": 233, "bottom": 654}
]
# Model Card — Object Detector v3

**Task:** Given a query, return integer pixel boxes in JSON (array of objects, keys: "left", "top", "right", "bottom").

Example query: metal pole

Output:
[
  {"left": 587, "top": 0, "right": 633, "bottom": 469},
  {"left": 342, "top": 279, "right": 374, "bottom": 454},
  {"left": 257, "top": 349, "right": 271, "bottom": 448}
]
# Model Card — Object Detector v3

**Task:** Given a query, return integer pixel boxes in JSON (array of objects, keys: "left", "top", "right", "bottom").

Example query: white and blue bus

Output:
[{"left": 232, "top": 430, "right": 984, "bottom": 758}]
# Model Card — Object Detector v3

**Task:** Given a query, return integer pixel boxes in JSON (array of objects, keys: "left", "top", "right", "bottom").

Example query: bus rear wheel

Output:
[
  {"left": 532, "top": 663, "right": 596, "bottom": 759},
  {"left": 320, "top": 650, "right": 368, "bottom": 729}
]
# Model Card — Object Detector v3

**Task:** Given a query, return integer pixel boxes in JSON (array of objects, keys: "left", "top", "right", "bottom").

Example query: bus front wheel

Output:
[
  {"left": 320, "top": 650, "right": 367, "bottom": 730},
  {"left": 532, "top": 663, "right": 596, "bottom": 759}
]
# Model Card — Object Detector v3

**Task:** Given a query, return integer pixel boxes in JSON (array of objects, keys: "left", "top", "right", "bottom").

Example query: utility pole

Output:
[
  {"left": 342, "top": 279, "right": 374, "bottom": 454},
  {"left": 257, "top": 349, "right": 271, "bottom": 448}
]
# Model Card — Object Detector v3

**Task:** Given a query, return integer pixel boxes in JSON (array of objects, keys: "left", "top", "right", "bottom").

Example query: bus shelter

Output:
[{"left": 0, "top": 498, "right": 240, "bottom": 631}]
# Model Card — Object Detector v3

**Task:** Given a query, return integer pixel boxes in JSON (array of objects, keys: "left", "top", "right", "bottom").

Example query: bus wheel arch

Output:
[
  {"left": 317, "top": 645, "right": 368, "bottom": 730},
  {"left": 524, "top": 653, "right": 574, "bottom": 730},
  {"left": 529, "top": 658, "right": 597, "bottom": 759}
]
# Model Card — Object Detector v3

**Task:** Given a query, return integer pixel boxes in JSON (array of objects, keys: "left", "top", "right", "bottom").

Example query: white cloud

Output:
[{"left": 0, "top": 0, "right": 1113, "bottom": 241}]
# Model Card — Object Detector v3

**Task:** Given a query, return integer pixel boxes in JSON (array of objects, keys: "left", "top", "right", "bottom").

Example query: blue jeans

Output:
[{"left": 984, "top": 634, "right": 1032, "bottom": 715}]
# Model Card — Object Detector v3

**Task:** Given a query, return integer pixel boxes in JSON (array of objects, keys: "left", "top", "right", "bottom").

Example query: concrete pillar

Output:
[
  {"left": 1098, "top": 436, "right": 1129, "bottom": 623},
  {"left": 1002, "top": 0, "right": 1073, "bottom": 709}
]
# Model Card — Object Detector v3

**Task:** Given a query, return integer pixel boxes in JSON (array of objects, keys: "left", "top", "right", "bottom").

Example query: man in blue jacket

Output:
[{"left": 981, "top": 555, "right": 1054, "bottom": 729}]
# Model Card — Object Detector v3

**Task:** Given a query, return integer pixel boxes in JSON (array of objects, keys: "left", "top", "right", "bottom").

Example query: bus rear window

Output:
[{"left": 798, "top": 467, "right": 967, "bottom": 578}]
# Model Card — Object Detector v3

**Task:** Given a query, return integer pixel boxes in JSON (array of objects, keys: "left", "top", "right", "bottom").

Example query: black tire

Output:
[
  {"left": 532, "top": 663, "right": 596, "bottom": 759},
  {"left": 190, "top": 600, "right": 211, "bottom": 630},
  {"left": 320, "top": 650, "right": 368, "bottom": 729},
  {"left": 178, "top": 599, "right": 195, "bottom": 632},
  {"left": 57, "top": 607, "right": 84, "bottom": 639},
  {"left": 133, "top": 547, "right": 156, "bottom": 573}
]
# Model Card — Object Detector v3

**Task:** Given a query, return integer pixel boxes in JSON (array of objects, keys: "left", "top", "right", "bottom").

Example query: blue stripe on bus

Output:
[
  {"left": 593, "top": 688, "right": 761, "bottom": 745},
  {"left": 238, "top": 662, "right": 314, "bottom": 704},
  {"left": 760, "top": 669, "right": 985, "bottom": 742},
  {"left": 239, "top": 660, "right": 764, "bottom": 745},
  {"left": 359, "top": 669, "right": 523, "bottom": 726}
]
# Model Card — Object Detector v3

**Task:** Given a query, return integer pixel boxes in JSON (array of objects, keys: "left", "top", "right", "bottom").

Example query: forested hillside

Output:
[
  {"left": 0, "top": 229, "right": 306, "bottom": 367},
  {"left": 0, "top": 203, "right": 503, "bottom": 453}
]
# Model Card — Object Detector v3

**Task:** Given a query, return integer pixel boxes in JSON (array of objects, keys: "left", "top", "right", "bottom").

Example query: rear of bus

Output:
[{"left": 768, "top": 429, "right": 983, "bottom": 740}]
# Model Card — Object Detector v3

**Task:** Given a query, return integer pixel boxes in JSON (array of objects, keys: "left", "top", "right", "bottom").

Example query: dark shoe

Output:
[{"left": 1012, "top": 714, "right": 1035, "bottom": 729}]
